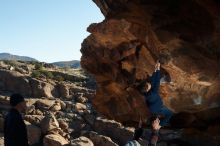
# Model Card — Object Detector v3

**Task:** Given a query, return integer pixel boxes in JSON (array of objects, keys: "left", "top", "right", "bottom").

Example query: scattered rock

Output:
[
  {"left": 24, "top": 115, "right": 44, "bottom": 126},
  {"left": 76, "top": 95, "right": 88, "bottom": 104},
  {"left": 25, "top": 121, "right": 42, "bottom": 145},
  {"left": 74, "top": 103, "right": 87, "bottom": 111},
  {"left": 82, "top": 131, "right": 118, "bottom": 146},
  {"left": 57, "top": 83, "right": 70, "bottom": 98},
  {"left": 58, "top": 120, "right": 69, "bottom": 131},
  {"left": 93, "top": 117, "right": 134, "bottom": 145},
  {"left": 0, "top": 133, "right": 4, "bottom": 146},
  {"left": 43, "top": 134, "right": 69, "bottom": 146},
  {"left": 35, "top": 99, "right": 55, "bottom": 110},
  {"left": 40, "top": 112, "right": 60, "bottom": 135},
  {"left": 70, "top": 136, "right": 94, "bottom": 146}
]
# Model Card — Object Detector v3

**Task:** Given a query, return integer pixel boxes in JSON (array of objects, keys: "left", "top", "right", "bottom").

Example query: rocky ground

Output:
[{"left": 0, "top": 61, "right": 220, "bottom": 146}]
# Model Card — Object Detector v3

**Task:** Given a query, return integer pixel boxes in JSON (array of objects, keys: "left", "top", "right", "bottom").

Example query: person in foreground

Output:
[
  {"left": 4, "top": 93, "right": 29, "bottom": 146},
  {"left": 126, "top": 116, "right": 161, "bottom": 146},
  {"left": 141, "top": 60, "right": 173, "bottom": 127}
]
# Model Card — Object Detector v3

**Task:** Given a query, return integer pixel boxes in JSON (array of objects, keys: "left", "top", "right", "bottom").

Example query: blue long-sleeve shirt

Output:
[{"left": 144, "top": 70, "right": 163, "bottom": 113}]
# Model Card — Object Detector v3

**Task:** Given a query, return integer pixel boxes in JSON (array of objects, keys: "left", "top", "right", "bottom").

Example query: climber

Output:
[
  {"left": 4, "top": 93, "right": 29, "bottom": 146},
  {"left": 125, "top": 116, "right": 160, "bottom": 146},
  {"left": 140, "top": 60, "right": 173, "bottom": 127}
]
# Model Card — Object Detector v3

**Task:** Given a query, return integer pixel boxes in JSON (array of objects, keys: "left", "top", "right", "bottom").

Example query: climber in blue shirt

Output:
[{"left": 141, "top": 60, "right": 173, "bottom": 127}]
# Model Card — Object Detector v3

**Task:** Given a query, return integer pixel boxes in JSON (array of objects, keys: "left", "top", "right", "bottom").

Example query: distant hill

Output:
[
  {"left": 0, "top": 53, "right": 38, "bottom": 62},
  {"left": 52, "top": 60, "right": 81, "bottom": 68}
]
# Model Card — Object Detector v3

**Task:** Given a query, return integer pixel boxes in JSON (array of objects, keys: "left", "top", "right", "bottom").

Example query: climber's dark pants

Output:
[{"left": 154, "top": 106, "right": 173, "bottom": 126}]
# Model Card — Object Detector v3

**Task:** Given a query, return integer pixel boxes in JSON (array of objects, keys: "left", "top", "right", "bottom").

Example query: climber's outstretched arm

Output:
[{"left": 150, "top": 61, "right": 160, "bottom": 93}]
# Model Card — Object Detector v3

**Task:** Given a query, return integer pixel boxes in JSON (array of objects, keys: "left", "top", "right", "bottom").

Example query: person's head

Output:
[
  {"left": 137, "top": 79, "right": 152, "bottom": 93},
  {"left": 10, "top": 93, "right": 27, "bottom": 113},
  {"left": 149, "top": 114, "right": 161, "bottom": 129}
]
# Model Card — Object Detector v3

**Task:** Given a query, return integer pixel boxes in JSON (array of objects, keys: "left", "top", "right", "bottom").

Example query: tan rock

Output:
[
  {"left": 24, "top": 115, "right": 44, "bottom": 125},
  {"left": 0, "top": 70, "right": 32, "bottom": 97},
  {"left": 75, "top": 103, "right": 87, "bottom": 111},
  {"left": 43, "top": 134, "right": 68, "bottom": 146},
  {"left": 76, "top": 95, "right": 88, "bottom": 103},
  {"left": 29, "top": 78, "right": 55, "bottom": 98},
  {"left": 70, "top": 136, "right": 94, "bottom": 146},
  {"left": 83, "top": 131, "right": 118, "bottom": 146},
  {"left": 58, "top": 83, "right": 69, "bottom": 98},
  {"left": 35, "top": 99, "right": 55, "bottom": 110},
  {"left": 50, "top": 101, "right": 62, "bottom": 111},
  {"left": 0, "top": 134, "right": 4, "bottom": 146},
  {"left": 25, "top": 121, "right": 42, "bottom": 145},
  {"left": 58, "top": 120, "right": 69, "bottom": 131},
  {"left": 40, "top": 113, "right": 60, "bottom": 135}
]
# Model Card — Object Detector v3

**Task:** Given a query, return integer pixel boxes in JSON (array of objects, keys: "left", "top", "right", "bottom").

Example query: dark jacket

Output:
[
  {"left": 144, "top": 70, "right": 163, "bottom": 113},
  {"left": 4, "top": 108, "right": 29, "bottom": 146}
]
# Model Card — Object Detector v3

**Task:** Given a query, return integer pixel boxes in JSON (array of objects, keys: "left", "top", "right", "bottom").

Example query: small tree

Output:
[
  {"left": 31, "top": 70, "right": 41, "bottom": 78},
  {"left": 41, "top": 70, "right": 54, "bottom": 79},
  {"left": 54, "top": 75, "right": 64, "bottom": 82},
  {"left": 35, "top": 63, "right": 43, "bottom": 70}
]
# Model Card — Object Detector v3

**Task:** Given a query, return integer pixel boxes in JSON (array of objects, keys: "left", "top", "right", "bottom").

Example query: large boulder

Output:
[
  {"left": 29, "top": 78, "right": 56, "bottom": 98},
  {"left": 40, "top": 113, "right": 60, "bottom": 135},
  {"left": 25, "top": 121, "right": 42, "bottom": 145},
  {"left": 82, "top": 131, "right": 118, "bottom": 146},
  {"left": 0, "top": 70, "right": 32, "bottom": 97},
  {"left": 93, "top": 117, "right": 134, "bottom": 145},
  {"left": 81, "top": 0, "right": 220, "bottom": 124},
  {"left": 43, "top": 134, "right": 69, "bottom": 146},
  {"left": 70, "top": 136, "right": 94, "bottom": 146}
]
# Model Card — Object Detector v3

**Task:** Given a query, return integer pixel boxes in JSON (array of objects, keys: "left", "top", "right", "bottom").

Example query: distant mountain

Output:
[
  {"left": 52, "top": 60, "right": 81, "bottom": 68},
  {"left": 0, "top": 53, "right": 38, "bottom": 62}
]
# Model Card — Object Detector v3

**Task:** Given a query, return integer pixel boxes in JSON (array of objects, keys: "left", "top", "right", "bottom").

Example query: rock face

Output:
[{"left": 81, "top": 0, "right": 220, "bottom": 124}]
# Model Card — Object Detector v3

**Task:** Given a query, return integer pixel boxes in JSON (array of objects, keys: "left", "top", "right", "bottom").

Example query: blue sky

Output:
[{"left": 0, "top": 0, "right": 104, "bottom": 63}]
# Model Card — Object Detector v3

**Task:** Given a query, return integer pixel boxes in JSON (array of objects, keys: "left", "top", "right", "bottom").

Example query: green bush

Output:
[
  {"left": 34, "top": 63, "right": 43, "bottom": 70},
  {"left": 31, "top": 70, "right": 41, "bottom": 78},
  {"left": 3, "top": 60, "right": 16, "bottom": 67},
  {"left": 41, "top": 70, "right": 54, "bottom": 79},
  {"left": 31, "top": 70, "right": 54, "bottom": 79},
  {"left": 54, "top": 75, "right": 64, "bottom": 82}
]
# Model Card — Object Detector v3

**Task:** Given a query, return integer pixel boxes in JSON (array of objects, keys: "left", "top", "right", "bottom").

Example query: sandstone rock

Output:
[
  {"left": 64, "top": 101, "right": 74, "bottom": 112},
  {"left": 29, "top": 78, "right": 56, "bottom": 98},
  {"left": 43, "top": 134, "right": 68, "bottom": 146},
  {"left": 24, "top": 115, "right": 44, "bottom": 125},
  {"left": 0, "top": 134, "right": 4, "bottom": 146},
  {"left": 40, "top": 112, "right": 60, "bottom": 135},
  {"left": 59, "top": 100, "right": 66, "bottom": 110},
  {"left": 81, "top": 0, "right": 220, "bottom": 124},
  {"left": 74, "top": 103, "right": 87, "bottom": 111},
  {"left": 35, "top": 99, "right": 55, "bottom": 110},
  {"left": 70, "top": 118, "right": 87, "bottom": 138},
  {"left": 0, "top": 70, "right": 32, "bottom": 97},
  {"left": 82, "top": 131, "right": 118, "bottom": 146},
  {"left": 50, "top": 101, "right": 62, "bottom": 111},
  {"left": 58, "top": 120, "right": 69, "bottom": 131},
  {"left": 25, "top": 121, "right": 42, "bottom": 145},
  {"left": 93, "top": 117, "right": 134, "bottom": 145},
  {"left": 70, "top": 136, "right": 94, "bottom": 146},
  {"left": 76, "top": 95, "right": 88, "bottom": 103},
  {"left": 82, "top": 114, "right": 96, "bottom": 126},
  {"left": 57, "top": 83, "right": 69, "bottom": 98}
]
